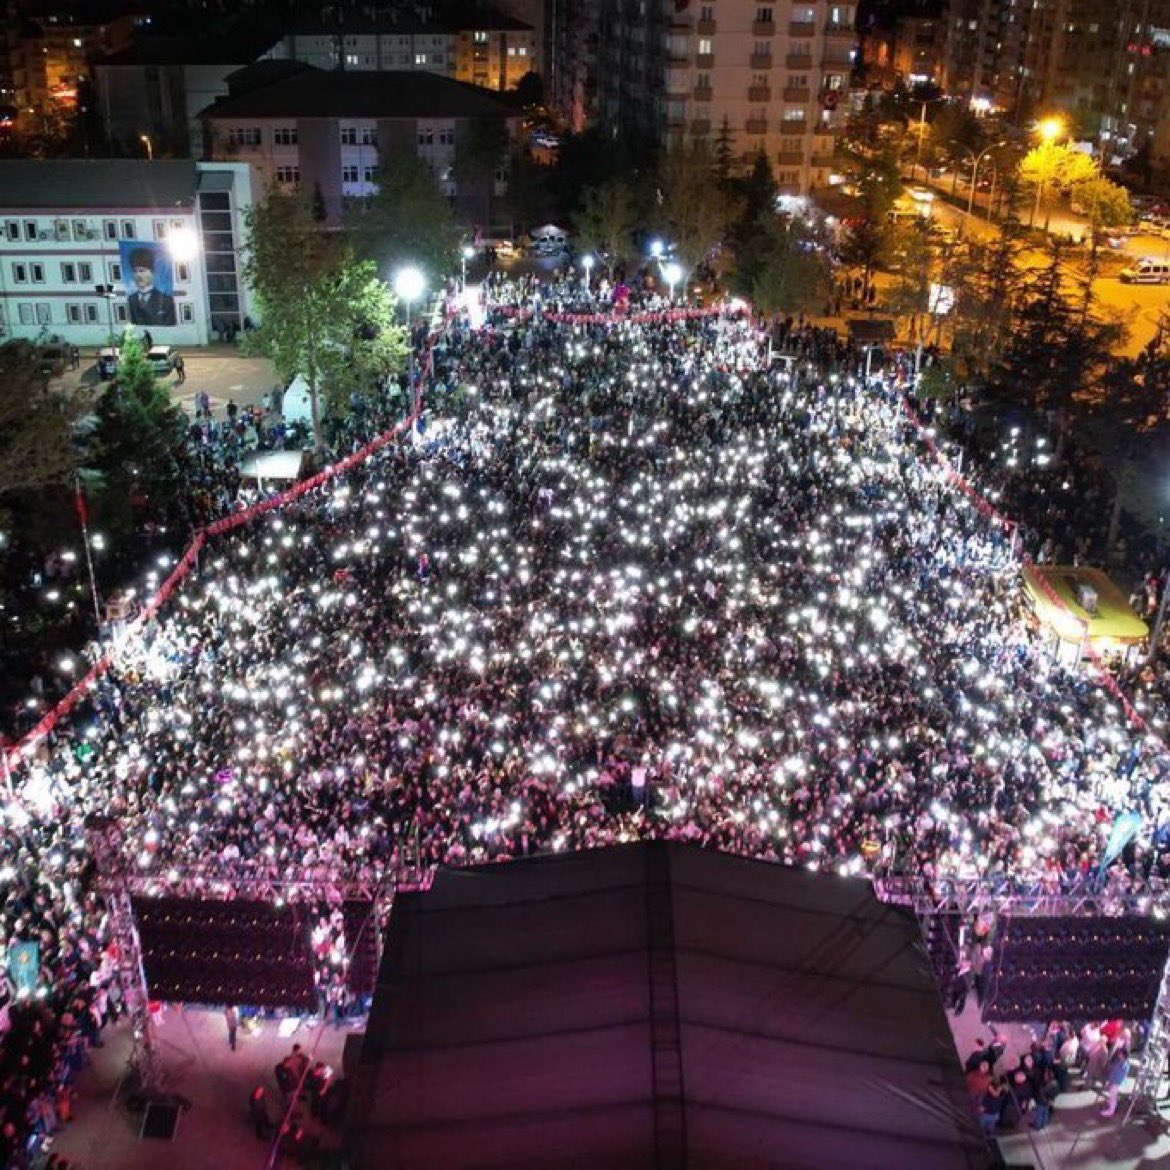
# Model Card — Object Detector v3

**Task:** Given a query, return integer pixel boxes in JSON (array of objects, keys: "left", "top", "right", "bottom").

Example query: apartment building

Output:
[
  {"left": 0, "top": 159, "right": 254, "bottom": 345},
  {"left": 578, "top": 0, "right": 856, "bottom": 192},
  {"left": 262, "top": 14, "right": 538, "bottom": 91},
  {"left": 201, "top": 69, "right": 521, "bottom": 223}
]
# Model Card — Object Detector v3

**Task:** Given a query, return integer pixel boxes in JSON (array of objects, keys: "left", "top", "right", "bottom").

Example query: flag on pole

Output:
[
  {"left": 75, "top": 482, "right": 88, "bottom": 528},
  {"left": 1099, "top": 810, "right": 1142, "bottom": 875}
]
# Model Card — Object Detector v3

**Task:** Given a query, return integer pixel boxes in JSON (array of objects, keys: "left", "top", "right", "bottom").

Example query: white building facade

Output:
[{"left": 0, "top": 160, "right": 255, "bottom": 347}]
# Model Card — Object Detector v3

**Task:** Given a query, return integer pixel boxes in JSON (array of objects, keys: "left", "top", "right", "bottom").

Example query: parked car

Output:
[
  {"left": 148, "top": 345, "right": 178, "bottom": 375},
  {"left": 37, "top": 344, "right": 67, "bottom": 377},
  {"left": 1120, "top": 258, "right": 1170, "bottom": 284}
]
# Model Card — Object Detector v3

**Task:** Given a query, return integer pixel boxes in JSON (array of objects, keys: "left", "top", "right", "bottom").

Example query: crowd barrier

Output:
[{"left": 901, "top": 400, "right": 1149, "bottom": 732}]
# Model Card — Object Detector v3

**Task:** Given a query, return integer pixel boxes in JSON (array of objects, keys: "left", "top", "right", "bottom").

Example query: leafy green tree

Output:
[
  {"left": 1019, "top": 142, "right": 1095, "bottom": 230},
  {"left": 714, "top": 116, "right": 735, "bottom": 183},
  {"left": 455, "top": 117, "right": 511, "bottom": 230},
  {"left": 657, "top": 140, "right": 732, "bottom": 272},
  {"left": 347, "top": 151, "right": 460, "bottom": 281},
  {"left": 838, "top": 217, "right": 889, "bottom": 293},
  {"left": 573, "top": 177, "right": 636, "bottom": 271},
  {"left": 744, "top": 214, "right": 833, "bottom": 318},
  {"left": 242, "top": 190, "right": 408, "bottom": 450},
  {"left": 0, "top": 341, "right": 84, "bottom": 499},
  {"left": 884, "top": 220, "right": 934, "bottom": 339},
  {"left": 87, "top": 333, "right": 186, "bottom": 534}
]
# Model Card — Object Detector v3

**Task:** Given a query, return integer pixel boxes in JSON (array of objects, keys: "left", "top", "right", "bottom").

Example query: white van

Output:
[{"left": 1120, "top": 259, "right": 1170, "bottom": 284}]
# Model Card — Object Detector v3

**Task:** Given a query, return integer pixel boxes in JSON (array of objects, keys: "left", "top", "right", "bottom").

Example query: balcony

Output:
[
  {"left": 746, "top": 116, "right": 768, "bottom": 134},
  {"left": 824, "top": 20, "right": 855, "bottom": 37},
  {"left": 782, "top": 85, "right": 810, "bottom": 102},
  {"left": 752, "top": 19, "right": 776, "bottom": 35},
  {"left": 697, "top": 17, "right": 716, "bottom": 33},
  {"left": 667, "top": 50, "right": 690, "bottom": 65},
  {"left": 781, "top": 117, "right": 808, "bottom": 133},
  {"left": 785, "top": 52, "right": 812, "bottom": 69},
  {"left": 696, "top": 52, "right": 715, "bottom": 68},
  {"left": 749, "top": 51, "right": 773, "bottom": 69},
  {"left": 692, "top": 118, "right": 711, "bottom": 135},
  {"left": 748, "top": 84, "right": 771, "bottom": 102},
  {"left": 788, "top": 20, "right": 815, "bottom": 36},
  {"left": 778, "top": 150, "right": 804, "bottom": 165},
  {"left": 811, "top": 153, "right": 837, "bottom": 168},
  {"left": 693, "top": 84, "right": 713, "bottom": 102}
]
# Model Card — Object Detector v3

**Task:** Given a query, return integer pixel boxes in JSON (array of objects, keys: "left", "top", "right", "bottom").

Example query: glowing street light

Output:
[
  {"left": 394, "top": 265, "right": 426, "bottom": 388},
  {"left": 1030, "top": 116, "right": 1066, "bottom": 230},
  {"left": 460, "top": 244, "right": 475, "bottom": 288},
  {"left": 139, "top": 133, "right": 153, "bottom": 160},
  {"left": 582, "top": 254, "right": 595, "bottom": 288},
  {"left": 648, "top": 239, "right": 664, "bottom": 260},
  {"left": 1037, "top": 116, "right": 1064, "bottom": 143},
  {"left": 661, "top": 260, "right": 683, "bottom": 301}
]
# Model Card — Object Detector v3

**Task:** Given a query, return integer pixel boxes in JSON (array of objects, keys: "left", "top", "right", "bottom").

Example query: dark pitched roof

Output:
[
  {"left": 224, "top": 59, "right": 319, "bottom": 97},
  {"left": 201, "top": 69, "right": 520, "bottom": 121},
  {"left": 0, "top": 160, "right": 198, "bottom": 209},
  {"left": 348, "top": 842, "right": 995, "bottom": 1170}
]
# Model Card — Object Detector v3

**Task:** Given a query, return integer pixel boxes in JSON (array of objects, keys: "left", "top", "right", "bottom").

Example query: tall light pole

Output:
[
  {"left": 963, "top": 140, "right": 1007, "bottom": 232},
  {"left": 94, "top": 283, "right": 116, "bottom": 343},
  {"left": 139, "top": 133, "right": 153, "bottom": 160},
  {"left": 582, "top": 254, "right": 594, "bottom": 289},
  {"left": 661, "top": 260, "right": 682, "bottom": 302},
  {"left": 394, "top": 265, "right": 426, "bottom": 392},
  {"left": 460, "top": 245, "right": 474, "bottom": 289},
  {"left": 1030, "top": 116, "right": 1064, "bottom": 230}
]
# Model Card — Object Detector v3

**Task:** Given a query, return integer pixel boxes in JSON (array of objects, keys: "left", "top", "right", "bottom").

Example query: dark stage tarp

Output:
[{"left": 347, "top": 842, "right": 993, "bottom": 1170}]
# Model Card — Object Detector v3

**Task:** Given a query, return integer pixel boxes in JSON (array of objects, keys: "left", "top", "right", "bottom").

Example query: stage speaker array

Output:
[
  {"left": 985, "top": 916, "right": 1170, "bottom": 1022},
  {"left": 132, "top": 897, "right": 317, "bottom": 1010}
]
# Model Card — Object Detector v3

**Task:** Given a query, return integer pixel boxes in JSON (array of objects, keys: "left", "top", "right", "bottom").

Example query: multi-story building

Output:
[
  {"left": 572, "top": 0, "right": 856, "bottom": 192},
  {"left": 9, "top": 5, "right": 138, "bottom": 133},
  {"left": 552, "top": 0, "right": 599, "bottom": 130},
  {"left": 944, "top": 0, "right": 1033, "bottom": 113},
  {"left": 0, "top": 159, "right": 255, "bottom": 345},
  {"left": 262, "top": 14, "right": 538, "bottom": 90},
  {"left": 200, "top": 68, "right": 521, "bottom": 224}
]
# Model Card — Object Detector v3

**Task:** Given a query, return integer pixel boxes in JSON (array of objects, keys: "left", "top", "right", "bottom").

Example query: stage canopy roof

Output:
[{"left": 347, "top": 842, "right": 993, "bottom": 1170}]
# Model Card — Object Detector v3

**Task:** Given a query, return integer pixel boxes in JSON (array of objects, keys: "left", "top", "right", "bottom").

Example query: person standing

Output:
[
  {"left": 173, "top": 353, "right": 186, "bottom": 384},
  {"left": 225, "top": 1004, "right": 239, "bottom": 1051},
  {"left": 1101, "top": 1046, "right": 1130, "bottom": 1118}
]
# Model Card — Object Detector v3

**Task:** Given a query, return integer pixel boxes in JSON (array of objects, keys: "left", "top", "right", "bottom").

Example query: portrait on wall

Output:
[{"left": 119, "top": 240, "right": 177, "bottom": 327}]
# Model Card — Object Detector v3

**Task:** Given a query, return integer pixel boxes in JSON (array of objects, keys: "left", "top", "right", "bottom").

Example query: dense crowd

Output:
[{"left": 2, "top": 278, "right": 1169, "bottom": 1163}]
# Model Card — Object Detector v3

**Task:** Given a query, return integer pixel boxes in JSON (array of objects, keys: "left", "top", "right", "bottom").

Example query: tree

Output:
[
  {"left": 242, "top": 190, "right": 408, "bottom": 451},
  {"left": 86, "top": 333, "right": 187, "bottom": 534},
  {"left": 1019, "top": 142, "right": 1095, "bottom": 230},
  {"left": 347, "top": 151, "right": 460, "bottom": 282},
  {"left": 1070, "top": 173, "right": 1132, "bottom": 240},
  {"left": 573, "top": 178, "right": 637, "bottom": 271},
  {"left": 884, "top": 220, "right": 934, "bottom": 340},
  {"left": 714, "top": 116, "right": 735, "bottom": 183},
  {"left": 0, "top": 341, "right": 84, "bottom": 500},
  {"left": 512, "top": 71, "right": 544, "bottom": 108},
  {"left": 838, "top": 217, "right": 889, "bottom": 294},
  {"left": 657, "top": 141, "right": 732, "bottom": 272},
  {"left": 745, "top": 214, "right": 833, "bottom": 319},
  {"left": 455, "top": 117, "right": 511, "bottom": 231}
]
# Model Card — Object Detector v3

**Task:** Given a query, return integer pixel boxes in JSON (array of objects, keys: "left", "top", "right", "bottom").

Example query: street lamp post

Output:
[
  {"left": 582, "top": 254, "right": 594, "bottom": 289},
  {"left": 460, "top": 245, "right": 475, "bottom": 289},
  {"left": 1030, "top": 117, "right": 1064, "bottom": 230},
  {"left": 963, "top": 140, "right": 1008, "bottom": 231},
  {"left": 139, "top": 133, "right": 153, "bottom": 160},
  {"left": 661, "top": 260, "right": 682, "bottom": 303},
  {"left": 94, "top": 284, "right": 116, "bottom": 342},
  {"left": 394, "top": 265, "right": 426, "bottom": 394}
]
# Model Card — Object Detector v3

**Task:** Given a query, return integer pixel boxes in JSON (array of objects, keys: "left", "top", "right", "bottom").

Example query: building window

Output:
[
  {"left": 415, "top": 52, "right": 428, "bottom": 65},
  {"left": 474, "top": 30, "right": 489, "bottom": 42},
  {"left": 783, "top": 106, "right": 805, "bottom": 121},
  {"left": 84, "top": 304, "right": 98, "bottom": 323},
  {"left": 121, "top": 220, "right": 135, "bottom": 238},
  {"left": 55, "top": 220, "right": 70, "bottom": 239},
  {"left": 12, "top": 263, "right": 27, "bottom": 283},
  {"left": 756, "top": 6, "right": 773, "bottom": 21},
  {"left": 35, "top": 304, "right": 51, "bottom": 325},
  {"left": 180, "top": 303, "right": 194, "bottom": 323},
  {"left": 176, "top": 263, "right": 190, "bottom": 281},
  {"left": 103, "top": 218, "right": 117, "bottom": 240},
  {"left": 109, "top": 262, "right": 122, "bottom": 282},
  {"left": 360, "top": 127, "right": 375, "bottom": 145},
  {"left": 753, "top": 41, "right": 771, "bottom": 56},
  {"left": 18, "top": 304, "right": 34, "bottom": 325},
  {"left": 78, "top": 262, "right": 92, "bottom": 282},
  {"left": 4, "top": 221, "right": 18, "bottom": 241},
  {"left": 61, "top": 262, "right": 76, "bottom": 283},
  {"left": 274, "top": 166, "right": 301, "bottom": 184},
  {"left": 72, "top": 219, "right": 88, "bottom": 239},
  {"left": 23, "top": 221, "right": 37, "bottom": 240},
  {"left": 698, "top": 37, "right": 713, "bottom": 54},
  {"left": 227, "top": 127, "right": 261, "bottom": 146},
  {"left": 30, "top": 263, "right": 44, "bottom": 283},
  {"left": 114, "top": 304, "right": 128, "bottom": 323},
  {"left": 342, "top": 165, "right": 360, "bottom": 182},
  {"left": 345, "top": 53, "right": 359, "bottom": 65},
  {"left": 826, "top": 73, "right": 843, "bottom": 90},
  {"left": 700, "top": 4, "right": 714, "bottom": 19},
  {"left": 438, "top": 127, "right": 455, "bottom": 145},
  {"left": 363, "top": 166, "right": 376, "bottom": 182},
  {"left": 340, "top": 126, "right": 358, "bottom": 145},
  {"left": 153, "top": 220, "right": 166, "bottom": 240},
  {"left": 418, "top": 127, "right": 434, "bottom": 145},
  {"left": 67, "top": 304, "right": 82, "bottom": 323},
  {"left": 273, "top": 126, "right": 298, "bottom": 145}
]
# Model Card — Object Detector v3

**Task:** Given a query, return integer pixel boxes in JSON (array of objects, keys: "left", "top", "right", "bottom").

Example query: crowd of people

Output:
[{"left": 1, "top": 277, "right": 1169, "bottom": 1163}]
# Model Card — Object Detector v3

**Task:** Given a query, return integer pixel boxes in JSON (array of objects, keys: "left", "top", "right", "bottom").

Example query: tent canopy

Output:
[
  {"left": 1023, "top": 563, "right": 1148, "bottom": 644},
  {"left": 347, "top": 843, "right": 992, "bottom": 1170}
]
